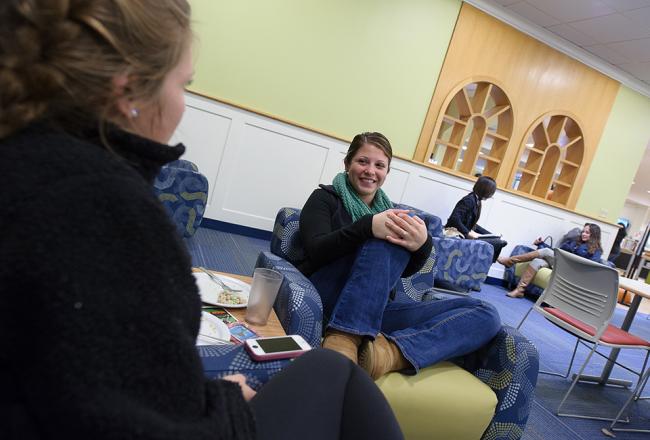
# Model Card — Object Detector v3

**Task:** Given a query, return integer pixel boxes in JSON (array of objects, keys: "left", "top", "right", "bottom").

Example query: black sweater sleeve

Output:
[
  {"left": 2, "top": 173, "right": 254, "bottom": 440},
  {"left": 299, "top": 188, "right": 374, "bottom": 270},
  {"left": 445, "top": 196, "right": 474, "bottom": 236}
]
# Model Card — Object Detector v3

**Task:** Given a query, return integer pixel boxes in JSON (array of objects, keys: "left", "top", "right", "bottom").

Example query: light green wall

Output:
[
  {"left": 577, "top": 86, "right": 650, "bottom": 222},
  {"left": 189, "top": 0, "right": 461, "bottom": 157}
]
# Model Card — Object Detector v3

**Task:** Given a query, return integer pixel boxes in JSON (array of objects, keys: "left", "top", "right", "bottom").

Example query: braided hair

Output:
[{"left": 0, "top": 0, "right": 191, "bottom": 139}]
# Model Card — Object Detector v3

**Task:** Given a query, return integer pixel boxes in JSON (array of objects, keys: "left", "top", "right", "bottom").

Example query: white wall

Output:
[
  {"left": 621, "top": 200, "right": 650, "bottom": 237},
  {"left": 174, "top": 93, "right": 619, "bottom": 278}
]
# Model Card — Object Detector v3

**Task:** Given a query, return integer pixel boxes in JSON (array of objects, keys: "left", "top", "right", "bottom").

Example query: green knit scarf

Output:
[{"left": 332, "top": 172, "right": 393, "bottom": 221}]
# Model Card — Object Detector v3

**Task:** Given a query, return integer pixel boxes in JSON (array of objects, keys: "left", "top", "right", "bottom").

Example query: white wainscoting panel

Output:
[
  {"left": 219, "top": 122, "right": 329, "bottom": 227},
  {"left": 319, "top": 150, "right": 347, "bottom": 187},
  {"left": 381, "top": 165, "right": 410, "bottom": 203},
  {"left": 401, "top": 173, "right": 470, "bottom": 221},
  {"left": 170, "top": 104, "right": 232, "bottom": 207},
  {"left": 174, "top": 93, "right": 619, "bottom": 278}
]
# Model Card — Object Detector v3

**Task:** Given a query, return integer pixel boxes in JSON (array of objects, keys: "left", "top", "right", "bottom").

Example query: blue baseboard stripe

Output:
[
  {"left": 485, "top": 276, "right": 506, "bottom": 287},
  {"left": 201, "top": 218, "right": 272, "bottom": 241}
]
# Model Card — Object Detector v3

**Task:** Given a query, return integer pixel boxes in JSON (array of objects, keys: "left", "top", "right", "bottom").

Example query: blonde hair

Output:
[{"left": 0, "top": 0, "right": 191, "bottom": 139}]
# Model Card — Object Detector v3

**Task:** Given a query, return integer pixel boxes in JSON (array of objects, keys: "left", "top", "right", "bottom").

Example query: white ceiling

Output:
[
  {"left": 468, "top": 0, "right": 650, "bottom": 207},
  {"left": 486, "top": 0, "right": 650, "bottom": 87}
]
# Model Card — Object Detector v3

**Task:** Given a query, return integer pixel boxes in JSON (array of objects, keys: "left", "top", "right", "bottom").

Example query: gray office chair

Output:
[{"left": 516, "top": 248, "right": 650, "bottom": 422}]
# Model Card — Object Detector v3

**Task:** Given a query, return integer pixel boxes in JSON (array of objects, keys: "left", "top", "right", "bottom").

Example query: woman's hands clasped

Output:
[{"left": 372, "top": 209, "right": 429, "bottom": 252}]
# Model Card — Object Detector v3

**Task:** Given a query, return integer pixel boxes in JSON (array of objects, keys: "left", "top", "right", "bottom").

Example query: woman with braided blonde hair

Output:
[{"left": 0, "top": 1, "right": 403, "bottom": 439}]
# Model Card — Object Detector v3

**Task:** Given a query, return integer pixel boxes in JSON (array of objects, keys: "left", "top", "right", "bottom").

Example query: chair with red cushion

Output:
[{"left": 515, "top": 248, "right": 650, "bottom": 422}]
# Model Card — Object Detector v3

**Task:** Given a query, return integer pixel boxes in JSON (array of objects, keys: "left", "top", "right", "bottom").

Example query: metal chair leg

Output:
[
  {"left": 557, "top": 343, "right": 629, "bottom": 422},
  {"left": 515, "top": 305, "right": 534, "bottom": 330},
  {"left": 540, "top": 338, "right": 579, "bottom": 378},
  {"left": 604, "top": 367, "right": 650, "bottom": 434}
]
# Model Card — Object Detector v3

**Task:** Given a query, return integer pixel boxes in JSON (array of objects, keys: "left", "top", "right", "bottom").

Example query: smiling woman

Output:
[{"left": 298, "top": 131, "right": 502, "bottom": 379}]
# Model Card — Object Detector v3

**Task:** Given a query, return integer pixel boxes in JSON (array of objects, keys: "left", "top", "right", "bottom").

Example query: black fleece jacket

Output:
[
  {"left": 0, "top": 124, "right": 254, "bottom": 440},
  {"left": 298, "top": 185, "right": 433, "bottom": 277}
]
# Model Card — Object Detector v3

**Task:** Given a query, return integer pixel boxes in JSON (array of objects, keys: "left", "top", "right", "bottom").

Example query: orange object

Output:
[{"left": 617, "top": 288, "right": 635, "bottom": 306}]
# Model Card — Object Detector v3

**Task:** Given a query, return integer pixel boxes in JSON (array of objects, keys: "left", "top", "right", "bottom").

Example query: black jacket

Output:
[
  {"left": 0, "top": 124, "right": 254, "bottom": 440},
  {"left": 298, "top": 185, "right": 433, "bottom": 277},
  {"left": 445, "top": 192, "right": 490, "bottom": 237},
  {"left": 611, "top": 226, "right": 627, "bottom": 255}
]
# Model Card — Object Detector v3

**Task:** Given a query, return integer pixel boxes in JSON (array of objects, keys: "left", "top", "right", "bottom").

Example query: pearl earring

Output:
[{"left": 130, "top": 108, "right": 140, "bottom": 118}]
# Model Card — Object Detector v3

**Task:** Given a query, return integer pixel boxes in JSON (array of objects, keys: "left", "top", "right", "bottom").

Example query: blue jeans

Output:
[{"left": 310, "top": 239, "right": 501, "bottom": 371}]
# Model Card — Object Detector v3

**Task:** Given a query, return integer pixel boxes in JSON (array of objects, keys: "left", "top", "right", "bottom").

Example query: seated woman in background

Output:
[
  {"left": 498, "top": 223, "right": 603, "bottom": 298},
  {"left": 298, "top": 132, "right": 501, "bottom": 379},
  {"left": 0, "top": 2, "right": 404, "bottom": 439},
  {"left": 444, "top": 176, "right": 508, "bottom": 263}
]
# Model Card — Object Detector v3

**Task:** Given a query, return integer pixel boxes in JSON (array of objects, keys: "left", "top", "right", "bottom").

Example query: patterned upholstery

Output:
[
  {"left": 256, "top": 251, "right": 323, "bottom": 348},
  {"left": 396, "top": 203, "right": 493, "bottom": 292},
  {"left": 433, "top": 236, "right": 494, "bottom": 291},
  {"left": 460, "top": 326, "right": 540, "bottom": 440},
  {"left": 255, "top": 206, "right": 539, "bottom": 440},
  {"left": 153, "top": 159, "right": 208, "bottom": 238},
  {"left": 198, "top": 344, "right": 290, "bottom": 391}
]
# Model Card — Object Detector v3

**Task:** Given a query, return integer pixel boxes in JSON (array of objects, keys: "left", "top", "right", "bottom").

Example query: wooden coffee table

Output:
[{"left": 193, "top": 268, "right": 286, "bottom": 338}]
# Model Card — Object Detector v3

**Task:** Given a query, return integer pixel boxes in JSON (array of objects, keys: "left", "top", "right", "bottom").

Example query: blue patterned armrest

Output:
[
  {"left": 197, "top": 344, "right": 291, "bottom": 391},
  {"left": 255, "top": 251, "right": 323, "bottom": 348},
  {"left": 433, "top": 237, "right": 493, "bottom": 291},
  {"left": 460, "top": 326, "right": 539, "bottom": 440},
  {"left": 153, "top": 159, "right": 208, "bottom": 238},
  {"left": 394, "top": 203, "right": 443, "bottom": 238},
  {"left": 395, "top": 203, "right": 493, "bottom": 293},
  {"left": 392, "top": 204, "right": 440, "bottom": 301}
]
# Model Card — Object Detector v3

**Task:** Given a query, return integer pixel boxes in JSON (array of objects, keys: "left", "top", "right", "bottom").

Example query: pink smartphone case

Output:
[{"left": 244, "top": 341, "right": 310, "bottom": 361}]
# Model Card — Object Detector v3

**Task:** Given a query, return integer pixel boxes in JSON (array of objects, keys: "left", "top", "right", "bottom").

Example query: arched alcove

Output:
[
  {"left": 426, "top": 81, "right": 513, "bottom": 178},
  {"left": 511, "top": 114, "right": 585, "bottom": 206}
]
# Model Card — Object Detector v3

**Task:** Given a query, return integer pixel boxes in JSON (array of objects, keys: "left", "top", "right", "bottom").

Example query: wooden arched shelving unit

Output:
[
  {"left": 424, "top": 81, "right": 513, "bottom": 179},
  {"left": 511, "top": 114, "right": 584, "bottom": 206}
]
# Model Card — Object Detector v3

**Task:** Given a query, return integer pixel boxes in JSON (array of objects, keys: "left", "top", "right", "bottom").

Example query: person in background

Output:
[
  {"left": 498, "top": 223, "right": 603, "bottom": 298},
  {"left": 0, "top": 1, "right": 403, "bottom": 439},
  {"left": 299, "top": 132, "right": 501, "bottom": 379},
  {"left": 445, "top": 176, "right": 508, "bottom": 262},
  {"left": 608, "top": 222, "right": 628, "bottom": 263}
]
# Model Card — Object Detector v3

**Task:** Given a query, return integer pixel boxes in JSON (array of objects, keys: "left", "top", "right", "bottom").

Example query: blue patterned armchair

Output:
[
  {"left": 393, "top": 204, "right": 494, "bottom": 293},
  {"left": 153, "top": 159, "right": 208, "bottom": 238},
  {"left": 252, "top": 206, "right": 539, "bottom": 440}
]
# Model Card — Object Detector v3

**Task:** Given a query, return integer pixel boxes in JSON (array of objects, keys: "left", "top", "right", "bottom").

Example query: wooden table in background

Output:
[{"left": 193, "top": 269, "right": 286, "bottom": 338}]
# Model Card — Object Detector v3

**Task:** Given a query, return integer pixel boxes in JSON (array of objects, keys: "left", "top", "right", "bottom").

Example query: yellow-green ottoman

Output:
[
  {"left": 376, "top": 361, "right": 497, "bottom": 440},
  {"left": 514, "top": 263, "right": 552, "bottom": 290}
]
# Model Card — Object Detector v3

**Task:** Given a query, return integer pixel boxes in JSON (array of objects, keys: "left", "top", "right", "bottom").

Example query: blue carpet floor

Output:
[{"left": 188, "top": 226, "right": 650, "bottom": 439}]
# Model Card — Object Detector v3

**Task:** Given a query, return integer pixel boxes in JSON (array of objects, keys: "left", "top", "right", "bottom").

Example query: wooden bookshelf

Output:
[
  {"left": 425, "top": 81, "right": 513, "bottom": 179},
  {"left": 511, "top": 114, "right": 585, "bottom": 206}
]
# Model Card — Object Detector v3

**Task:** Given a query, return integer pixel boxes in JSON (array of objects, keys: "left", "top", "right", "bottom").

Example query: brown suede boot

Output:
[
  {"left": 506, "top": 265, "right": 538, "bottom": 298},
  {"left": 322, "top": 330, "right": 362, "bottom": 363},
  {"left": 358, "top": 334, "right": 410, "bottom": 380},
  {"left": 498, "top": 250, "right": 541, "bottom": 268}
]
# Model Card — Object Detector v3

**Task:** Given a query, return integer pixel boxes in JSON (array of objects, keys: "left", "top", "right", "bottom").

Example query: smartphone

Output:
[
  {"left": 244, "top": 335, "right": 312, "bottom": 361},
  {"left": 228, "top": 322, "right": 258, "bottom": 343}
]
